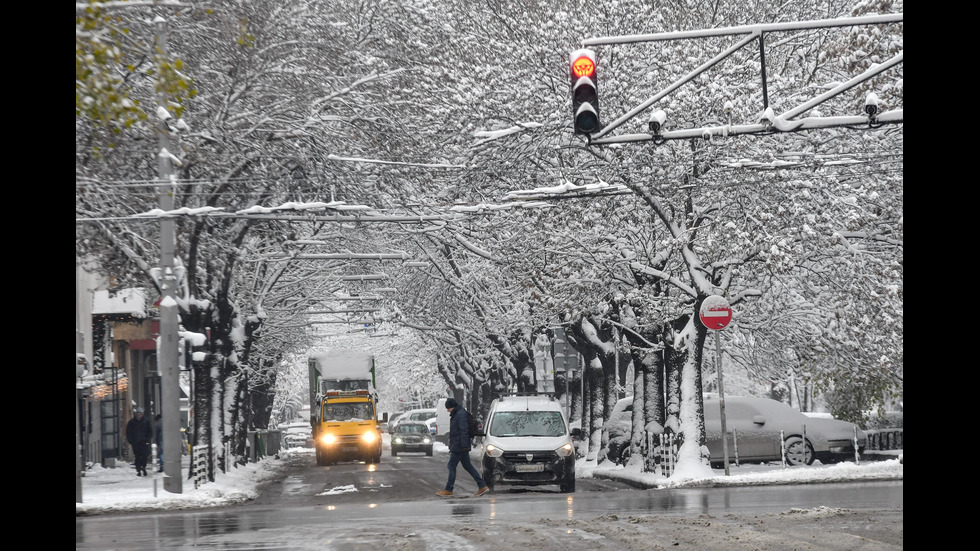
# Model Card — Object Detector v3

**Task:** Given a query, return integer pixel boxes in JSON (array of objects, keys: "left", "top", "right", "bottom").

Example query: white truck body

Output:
[{"left": 308, "top": 348, "right": 376, "bottom": 406}]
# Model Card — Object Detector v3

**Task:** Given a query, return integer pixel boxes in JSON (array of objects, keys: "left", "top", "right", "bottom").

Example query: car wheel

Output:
[
  {"left": 425, "top": 446, "right": 433, "bottom": 456},
  {"left": 315, "top": 446, "right": 327, "bottom": 466},
  {"left": 391, "top": 448, "right": 398, "bottom": 456},
  {"left": 784, "top": 436, "right": 815, "bottom": 466}
]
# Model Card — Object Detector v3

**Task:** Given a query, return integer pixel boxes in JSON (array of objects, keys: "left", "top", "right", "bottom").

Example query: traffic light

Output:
[{"left": 570, "top": 48, "right": 600, "bottom": 135}]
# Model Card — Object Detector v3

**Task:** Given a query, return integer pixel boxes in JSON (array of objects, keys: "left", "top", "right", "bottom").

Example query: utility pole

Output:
[
  {"left": 155, "top": 17, "right": 182, "bottom": 493},
  {"left": 76, "top": 271, "right": 84, "bottom": 503}
]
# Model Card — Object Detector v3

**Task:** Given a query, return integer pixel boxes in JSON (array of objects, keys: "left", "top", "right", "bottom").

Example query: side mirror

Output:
[
  {"left": 570, "top": 427, "right": 583, "bottom": 437},
  {"left": 382, "top": 412, "right": 389, "bottom": 423}
]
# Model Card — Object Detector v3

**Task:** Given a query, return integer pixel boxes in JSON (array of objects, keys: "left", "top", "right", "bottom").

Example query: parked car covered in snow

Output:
[
  {"left": 703, "top": 394, "right": 866, "bottom": 467},
  {"left": 282, "top": 422, "right": 313, "bottom": 449}
]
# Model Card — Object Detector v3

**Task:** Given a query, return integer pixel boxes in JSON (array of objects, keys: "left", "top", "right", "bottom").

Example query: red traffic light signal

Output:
[
  {"left": 570, "top": 49, "right": 600, "bottom": 135},
  {"left": 571, "top": 53, "right": 595, "bottom": 79}
]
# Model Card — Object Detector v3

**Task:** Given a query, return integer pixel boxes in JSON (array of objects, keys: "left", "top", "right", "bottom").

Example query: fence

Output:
[
  {"left": 189, "top": 430, "right": 283, "bottom": 488},
  {"left": 642, "top": 431, "right": 679, "bottom": 477},
  {"left": 865, "top": 428, "right": 903, "bottom": 451},
  {"left": 191, "top": 445, "right": 210, "bottom": 489}
]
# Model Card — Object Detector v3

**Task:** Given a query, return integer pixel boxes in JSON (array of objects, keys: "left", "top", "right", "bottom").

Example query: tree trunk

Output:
[{"left": 250, "top": 359, "right": 277, "bottom": 429}]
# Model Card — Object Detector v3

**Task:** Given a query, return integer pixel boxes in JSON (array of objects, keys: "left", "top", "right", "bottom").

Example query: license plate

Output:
[
  {"left": 515, "top": 463, "right": 544, "bottom": 472},
  {"left": 342, "top": 446, "right": 358, "bottom": 453}
]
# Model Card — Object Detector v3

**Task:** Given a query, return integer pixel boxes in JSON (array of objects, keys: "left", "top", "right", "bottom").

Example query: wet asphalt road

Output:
[{"left": 76, "top": 450, "right": 903, "bottom": 550}]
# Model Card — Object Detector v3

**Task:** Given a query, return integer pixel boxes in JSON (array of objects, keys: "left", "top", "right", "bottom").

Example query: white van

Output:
[
  {"left": 480, "top": 394, "right": 580, "bottom": 493},
  {"left": 390, "top": 408, "right": 438, "bottom": 434},
  {"left": 434, "top": 398, "right": 451, "bottom": 444}
]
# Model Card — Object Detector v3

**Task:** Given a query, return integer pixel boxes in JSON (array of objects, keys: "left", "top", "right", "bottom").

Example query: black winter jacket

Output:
[{"left": 126, "top": 415, "right": 153, "bottom": 447}]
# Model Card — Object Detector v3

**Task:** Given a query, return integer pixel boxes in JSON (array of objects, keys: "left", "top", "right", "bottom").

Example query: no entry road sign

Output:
[{"left": 699, "top": 295, "right": 732, "bottom": 330}]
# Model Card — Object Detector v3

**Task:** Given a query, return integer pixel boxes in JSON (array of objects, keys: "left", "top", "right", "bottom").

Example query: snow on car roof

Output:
[{"left": 492, "top": 394, "right": 561, "bottom": 412}]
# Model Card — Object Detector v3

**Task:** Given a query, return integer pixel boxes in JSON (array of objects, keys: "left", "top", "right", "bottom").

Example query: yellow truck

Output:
[{"left": 308, "top": 349, "right": 387, "bottom": 465}]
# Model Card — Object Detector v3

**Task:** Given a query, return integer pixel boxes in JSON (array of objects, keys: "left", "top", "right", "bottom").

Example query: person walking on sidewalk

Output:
[
  {"left": 436, "top": 398, "right": 489, "bottom": 497},
  {"left": 126, "top": 407, "right": 153, "bottom": 476}
]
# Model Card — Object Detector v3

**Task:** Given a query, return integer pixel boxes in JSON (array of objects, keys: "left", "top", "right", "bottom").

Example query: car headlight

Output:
[
  {"left": 555, "top": 443, "right": 574, "bottom": 457},
  {"left": 321, "top": 434, "right": 337, "bottom": 445},
  {"left": 393, "top": 436, "right": 404, "bottom": 444},
  {"left": 485, "top": 444, "right": 504, "bottom": 457},
  {"left": 362, "top": 431, "right": 377, "bottom": 444},
  {"left": 423, "top": 437, "right": 432, "bottom": 444}
]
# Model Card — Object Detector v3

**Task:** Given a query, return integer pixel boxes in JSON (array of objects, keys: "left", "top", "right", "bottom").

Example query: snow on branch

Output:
[
  {"left": 629, "top": 261, "right": 697, "bottom": 297},
  {"left": 133, "top": 206, "right": 225, "bottom": 218},
  {"left": 235, "top": 201, "right": 375, "bottom": 215},
  {"left": 472, "top": 122, "right": 543, "bottom": 145},
  {"left": 504, "top": 180, "right": 628, "bottom": 200},
  {"left": 450, "top": 232, "right": 499, "bottom": 261}
]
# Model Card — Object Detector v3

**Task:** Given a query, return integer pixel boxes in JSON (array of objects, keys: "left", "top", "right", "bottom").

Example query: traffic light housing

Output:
[{"left": 570, "top": 49, "right": 600, "bottom": 135}]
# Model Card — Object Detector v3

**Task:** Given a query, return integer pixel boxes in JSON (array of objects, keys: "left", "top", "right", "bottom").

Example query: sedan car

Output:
[
  {"left": 390, "top": 421, "right": 434, "bottom": 456},
  {"left": 703, "top": 394, "right": 866, "bottom": 467}
]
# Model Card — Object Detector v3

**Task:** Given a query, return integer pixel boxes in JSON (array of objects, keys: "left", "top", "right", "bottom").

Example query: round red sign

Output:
[{"left": 699, "top": 295, "right": 732, "bottom": 330}]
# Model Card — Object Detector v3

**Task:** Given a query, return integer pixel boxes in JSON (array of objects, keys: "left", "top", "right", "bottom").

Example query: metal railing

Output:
[
  {"left": 642, "top": 431, "right": 678, "bottom": 477},
  {"left": 865, "top": 428, "right": 903, "bottom": 450}
]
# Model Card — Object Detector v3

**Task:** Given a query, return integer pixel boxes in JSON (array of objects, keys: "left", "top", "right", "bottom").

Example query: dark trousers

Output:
[
  {"left": 445, "top": 449, "right": 486, "bottom": 491},
  {"left": 133, "top": 442, "right": 151, "bottom": 472}
]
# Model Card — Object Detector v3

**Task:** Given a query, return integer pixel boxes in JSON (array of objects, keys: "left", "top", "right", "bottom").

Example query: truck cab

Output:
[{"left": 312, "top": 390, "right": 387, "bottom": 465}]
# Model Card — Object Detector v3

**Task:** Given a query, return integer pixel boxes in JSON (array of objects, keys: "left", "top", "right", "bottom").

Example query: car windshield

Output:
[
  {"left": 396, "top": 424, "right": 428, "bottom": 434},
  {"left": 322, "top": 403, "right": 372, "bottom": 422},
  {"left": 488, "top": 411, "right": 566, "bottom": 437}
]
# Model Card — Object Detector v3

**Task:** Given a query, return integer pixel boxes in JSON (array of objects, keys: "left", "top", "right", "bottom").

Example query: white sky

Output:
[{"left": 75, "top": 435, "right": 902, "bottom": 516}]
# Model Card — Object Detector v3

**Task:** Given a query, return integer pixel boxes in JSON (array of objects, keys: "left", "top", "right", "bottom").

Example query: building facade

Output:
[{"left": 77, "top": 266, "right": 190, "bottom": 469}]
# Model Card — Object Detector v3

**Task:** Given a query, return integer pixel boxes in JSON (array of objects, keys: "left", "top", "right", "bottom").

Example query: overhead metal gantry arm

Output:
[{"left": 580, "top": 13, "right": 903, "bottom": 146}]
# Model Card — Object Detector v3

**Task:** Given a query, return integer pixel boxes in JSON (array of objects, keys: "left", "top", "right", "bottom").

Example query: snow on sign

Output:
[{"left": 699, "top": 295, "right": 732, "bottom": 330}]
